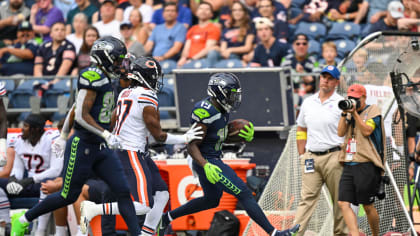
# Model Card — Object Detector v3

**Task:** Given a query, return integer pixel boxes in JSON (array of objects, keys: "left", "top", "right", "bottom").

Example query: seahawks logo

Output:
[{"left": 92, "top": 41, "right": 114, "bottom": 52}]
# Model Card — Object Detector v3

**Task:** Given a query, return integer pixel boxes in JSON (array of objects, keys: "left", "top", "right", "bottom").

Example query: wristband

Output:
[
  {"left": 101, "top": 130, "right": 111, "bottom": 139},
  {"left": 296, "top": 131, "right": 307, "bottom": 140},
  {"left": 165, "top": 133, "right": 186, "bottom": 144},
  {"left": 341, "top": 112, "right": 347, "bottom": 117}
]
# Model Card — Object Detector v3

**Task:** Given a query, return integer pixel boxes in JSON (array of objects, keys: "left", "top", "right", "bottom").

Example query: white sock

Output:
[
  {"left": 55, "top": 225, "right": 68, "bottom": 236},
  {"left": 167, "top": 212, "right": 173, "bottom": 222},
  {"left": 142, "top": 191, "right": 169, "bottom": 234},
  {"left": 35, "top": 212, "right": 51, "bottom": 234},
  {"left": 76, "top": 226, "right": 87, "bottom": 236},
  {"left": 100, "top": 202, "right": 150, "bottom": 215}
]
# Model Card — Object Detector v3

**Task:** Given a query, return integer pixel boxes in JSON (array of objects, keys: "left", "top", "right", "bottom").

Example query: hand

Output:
[
  {"left": 52, "top": 135, "right": 67, "bottom": 158},
  {"left": 30, "top": 4, "right": 38, "bottom": 16},
  {"left": 154, "top": 56, "right": 165, "bottom": 62},
  {"left": 204, "top": 162, "right": 222, "bottom": 184},
  {"left": 7, "top": 182, "right": 23, "bottom": 195},
  {"left": 183, "top": 123, "right": 204, "bottom": 143},
  {"left": 41, "top": 180, "right": 59, "bottom": 194},
  {"left": 238, "top": 122, "right": 254, "bottom": 142},
  {"left": 295, "top": 63, "right": 304, "bottom": 73},
  {"left": 102, "top": 130, "right": 121, "bottom": 149},
  {"left": 328, "top": 9, "right": 342, "bottom": 21},
  {"left": 177, "top": 57, "right": 188, "bottom": 67},
  {"left": 370, "top": 12, "right": 382, "bottom": 24},
  {"left": 221, "top": 49, "right": 231, "bottom": 59}
]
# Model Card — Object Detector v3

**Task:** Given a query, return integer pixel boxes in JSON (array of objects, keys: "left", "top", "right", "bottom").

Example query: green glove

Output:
[
  {"left": 238, "top": 122, "right": 254, "bottom": 142},
  {"left": 204, "top": 162, "right": 222, "bottom": 184}
]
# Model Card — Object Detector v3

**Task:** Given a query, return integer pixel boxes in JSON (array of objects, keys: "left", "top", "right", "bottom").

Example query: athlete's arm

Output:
[
  {"left": 0, "top": 147, "right": 15, "bottom": 178},
  {"left": 110, "top": 108, "right": 117, "bottom": 132},
  {"left": 10, "top": 151, "right": 24, "bottom": 180},
  {"left": 75, "top": 89, "right": 106, "bottom": 137},
  {"left": 32, "top": 150, "right": 63, "bottom": 183},
  {"left": 61, "top": 104, "right": 75, "bottom": 138},
  {"left": 187, "top": 123, "right": 208, "bottom": 167},
  {"left": 143, "top": 106, "right": 167, "bottom": 142}
]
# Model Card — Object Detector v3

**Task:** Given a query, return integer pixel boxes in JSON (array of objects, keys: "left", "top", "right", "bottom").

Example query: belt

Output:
[{"left": 309, "top": 146, "right": 341, "bottom": 156}]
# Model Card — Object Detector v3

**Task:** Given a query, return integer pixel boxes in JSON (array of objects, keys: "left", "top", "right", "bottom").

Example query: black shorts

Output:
[{"left": 339, "top": 162, "right": 381, "bottom": 205}]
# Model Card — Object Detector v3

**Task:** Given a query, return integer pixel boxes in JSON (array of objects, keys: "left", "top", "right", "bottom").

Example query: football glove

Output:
[
  {"left": 183, "top": 123, "right": 204, "bottom": 143},
  {"left": 204, "top": 162, "right": 222, "bottom": 184},
  {"left": 52, "top": 134, "right": 67, "bottom": 158},
  {"left": 0, "top": 138, "right": 6, "bottom": 167},
  {"left": 6, "top": 176, "right": 34, "bottom": 195},
  {"left": 238, "top": 122, "right": 254, "bottom": 142},
  {"left": 102, "top": 130, "right": 121, "bottom": 149}
]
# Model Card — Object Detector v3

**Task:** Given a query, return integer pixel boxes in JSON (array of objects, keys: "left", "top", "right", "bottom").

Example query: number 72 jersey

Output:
[{"left": 191, "top": 98, "right": 229, "bottom": 159}]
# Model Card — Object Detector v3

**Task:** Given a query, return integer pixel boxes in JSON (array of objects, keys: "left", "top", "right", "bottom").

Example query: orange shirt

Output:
[{"left": 186, "top": 22, "right": 221, "bottom": 59}]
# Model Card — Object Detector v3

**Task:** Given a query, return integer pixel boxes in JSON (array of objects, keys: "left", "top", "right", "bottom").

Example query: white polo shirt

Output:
[{"left": 297, "top": 91, "right": 345, "bottom": 152}]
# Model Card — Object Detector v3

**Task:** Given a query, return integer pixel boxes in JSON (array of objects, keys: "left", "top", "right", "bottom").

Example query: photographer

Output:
[{"left": 337, "top": 84, "right": 385, "bottom": 236}]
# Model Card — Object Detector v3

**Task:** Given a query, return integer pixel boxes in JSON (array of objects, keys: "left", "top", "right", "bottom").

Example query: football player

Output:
[
  {"left": 10, "top": 36, "right": 142, "bottom": 236},
  {"left": 157, "top": 73, "right": 300, "bottom": 236},
  {"left": 79, "top": 56, "right": 203, "bottom": 236},
  {"left": 0, "top": 114, "right": 62, "bottom": 236}
]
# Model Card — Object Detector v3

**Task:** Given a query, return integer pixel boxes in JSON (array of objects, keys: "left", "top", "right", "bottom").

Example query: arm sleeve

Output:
[{"left": 296, "top": 101, "right": 307, "bottom": 127}]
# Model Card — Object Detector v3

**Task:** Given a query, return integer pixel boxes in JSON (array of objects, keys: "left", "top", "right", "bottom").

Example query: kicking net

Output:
[{"left": 243, "top": 32, "right": 417, "bottom": 235}]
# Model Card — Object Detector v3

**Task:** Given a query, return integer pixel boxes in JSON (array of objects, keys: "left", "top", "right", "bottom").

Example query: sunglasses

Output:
[{"left": 295, "top": 42, "right": 307, "bottom": 46}]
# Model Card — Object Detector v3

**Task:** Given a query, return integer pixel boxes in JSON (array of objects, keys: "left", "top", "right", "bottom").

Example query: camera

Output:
[
  {"left": 338, "top": 98, "right": 360, "bottom": 110},
  {"left": 377, "top": 176, "right": 390, "bottom": 200}
]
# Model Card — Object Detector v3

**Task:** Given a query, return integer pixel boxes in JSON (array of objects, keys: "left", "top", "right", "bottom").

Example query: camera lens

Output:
[{"left": 338, "top": 100, "right": 353, "bottom": 110}]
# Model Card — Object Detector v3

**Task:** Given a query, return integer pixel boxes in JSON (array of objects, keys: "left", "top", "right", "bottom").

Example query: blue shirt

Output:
[
  {"left": 74, "top": 67, "right": 114, "bottom": 143},
  {"left": 148, "top": 22, "right": 186, "bottom": 57},
  {"left": 252, "top": 40, "right": 289, "bottom": 67},
  {"left": 190, "top": 98, "right": 229, "bottom": 159},
  {"left": 368, "top": 18, "right": 398, "bottom": 34},
  {"left": 151, "top": 5, "right": 192, "bottom": 26}
]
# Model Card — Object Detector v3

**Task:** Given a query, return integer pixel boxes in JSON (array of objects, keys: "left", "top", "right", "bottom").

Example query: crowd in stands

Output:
[{"left": 0, "top": 0, "right": 418, "bottom": 121}]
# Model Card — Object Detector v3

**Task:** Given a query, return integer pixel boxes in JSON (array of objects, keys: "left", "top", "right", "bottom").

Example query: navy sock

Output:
[{"left": 117, "top": 196, "right": 141, "bottom": 235}]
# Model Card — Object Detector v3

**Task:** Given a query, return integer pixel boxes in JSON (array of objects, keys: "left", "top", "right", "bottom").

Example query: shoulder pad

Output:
[
  {"left": 193, "top": 108, "right": 210, "bottom": 120},
  {"left": 79, "top": 68, "right": 108, "bottom": 88}
]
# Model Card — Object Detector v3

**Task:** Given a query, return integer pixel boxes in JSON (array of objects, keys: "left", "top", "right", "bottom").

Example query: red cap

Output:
[{"left": 347, "top": 84, "right": 366, "bottom": 98}]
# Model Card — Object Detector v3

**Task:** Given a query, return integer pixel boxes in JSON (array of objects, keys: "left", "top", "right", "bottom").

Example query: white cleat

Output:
[{"left": 80, "top": 200, "right": 98, "bottom": 234}]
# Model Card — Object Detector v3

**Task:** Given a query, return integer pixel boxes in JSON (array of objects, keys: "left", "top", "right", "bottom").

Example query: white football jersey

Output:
[
  {"left": 12, "top": 129, "right": 60, "bottom": 181},
  {"left": 114, "top": 87, "right": 159, "bottom": 152},
  {"left": 0, "top": 81, "right": 6, "bottom": 96}
]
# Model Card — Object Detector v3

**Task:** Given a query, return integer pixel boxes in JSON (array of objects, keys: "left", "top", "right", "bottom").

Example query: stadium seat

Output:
[
  {"left": 214, "top": 59, "right": 244, "bottom": 68},
  {"left": 182, "top": 59, "right": 209, "bottom": 69},
  {"left": 160, "top": 60, "right": 178, "bottom": 74},
  {"left": 162, "top": 76, "right": 174, "bottom": 91},
  {"left": 326, "top": 22, "right": 361, "bottom": 41},
  {"left": 334, "top": 39, "right": 356, "bottom": 58},
  {"left": 294, "top": 22, "right": 327, "bottom": 41},
  {"left": 157, "top": 86, "right": 175, "bottom": 120},
  {"left": 0, "top": 79, "right": 15, "bottom": 92},
  {"left": 53, "top": 78, "right": 72, "bottom": 93},
  {"left": 10, "top": 79, "right": 46, "bottom": 108},
  {"left": 43, "top": 89, "right": 64, "bottom": 108},
  {"left": 308, "top": 40, "right": 321, "bottom": 57}
]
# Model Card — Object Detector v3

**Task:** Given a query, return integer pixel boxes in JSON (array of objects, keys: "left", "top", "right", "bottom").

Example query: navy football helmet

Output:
[
  {"left": 90, "top": 36, "right": 127, "bottom": 79},
  {"left": 127, "top": 56, "right": 163, "bottom": 93},
  {"left": 207, "top": 72, "right": 241, "bottom": 113}
]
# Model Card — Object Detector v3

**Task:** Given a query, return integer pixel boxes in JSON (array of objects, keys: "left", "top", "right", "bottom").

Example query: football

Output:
[{"left": 226, "top": 119, "right": 250, "bottom": 143}]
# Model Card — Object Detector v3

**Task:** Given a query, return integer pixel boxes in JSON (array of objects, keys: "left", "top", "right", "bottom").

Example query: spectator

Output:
[
  {"left": 369, "top": 1, "right": 404, "bottom": 34},
  {"left": 119, "top": 0, "right": 154, "bottom": 23},
  {"left": 321, "top": 41, "right": 338, "bottom": 66},
  {"left": 54, "top": 0, "right": 76, "bottom": 20},
  {"left": 72, "top": 26, "right": 99, "bottom": 75},
  {"left": 177, "top": 2, "right": 220, "bottom": 67},
  {"left": 0, "top": 0, "right": 30, "bottom": 42},
  {"left": 128, "top": 9, "right": 149, "bottom": 45},
  {"left": 397, "top": 0, "right": 420, "bottom": 31},
  {"left": 120, "top": 22, "right": 145, "bottom": 58},
  {"left": 254, "top": 0, "right": 288, "bottom": 40},
  {"left": 0, "top": 21, "right": 39, "bottom": 76},
  {"left": 250, "top": 17, "right": 288, "bottom": 67},
  {"left": 30, "top": 0, "right": 65, "bottom": 41},
  {"left": 189, "top": 0, "right": 224, "bottom": 16},
  {"left": 281, "top": 33, "right": 318, "bottom": 94},
  {"left": 207, "top": 1, "right": 254, "bottom": 67},
  {"left": 93, "top": 0, "right": 121, "bottom": 39},
  {"left": 144, "top": 2, "right": 186, "bottom": 61},
  {"left": 34, "top": 22, "right": 76, "bottom": 89},
  {"left": 150, "top": 0, "right": 192, "bottom": 29},
  {"left": 327, "top": 0, "right": 369, "bottom": 23},
  {"left": 337, "top": 84, "right": 384, "bottom": 236},
  {"left": 66, "top": 0, "right": 98, "bottom": 34},
  {"left": 66, "top": 13, "right": 88, "bottom": 53},
  {"left": 367, "top": 0, "right": 394, "bottom": 23},
  {"left": 288, "top": 0, "right": 328, "bottom": 24}
]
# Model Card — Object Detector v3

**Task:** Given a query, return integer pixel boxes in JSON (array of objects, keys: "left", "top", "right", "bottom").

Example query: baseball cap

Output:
[
  {"left": 293, "top": 33, "right": 309, "bottom": 42},
  {"left": 120, "top": 22, "right": 132, "bottom": 29},
  {"left": 254, "top": 17, "right": 274, "bottom": 30},
  {"left": 347, "top": 84, "right": 367, "bottom": 98},
  {"left": 321, "top": 65, "right": 341, "bottom": 79},
  {"left": 18, "top": 21, "right": 32, "bottom": 31},
  {"left": 388, "top": 1, "right": 404, "bottom": 19},
  {"left": 102, "top": 0, "right": 117, "bottom": 6}
]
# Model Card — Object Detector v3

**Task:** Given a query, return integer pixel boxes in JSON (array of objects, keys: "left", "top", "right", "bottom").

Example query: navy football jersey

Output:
[
  {"left": 74, "top": 67, "right": 114, "bottom": 143},
  {"left": 35, "top": 39, "right": 76, "bottom": 76},
  {"left": 190, "top": 98, "right": 229, "bottom": 159}
]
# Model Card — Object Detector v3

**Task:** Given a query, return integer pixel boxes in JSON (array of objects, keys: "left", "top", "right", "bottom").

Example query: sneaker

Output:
[
  {"left": 80, "top": 200, "right": 98, "bottom": 234},
  {"left": 156, "top": 213, "right": 170, "bottom": 236},
  {"left": 10, "top": 211, "right": 29, "bottom": 236},
  {"left": 275, "top": 224, "right": 300, "bottom": 236}
]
